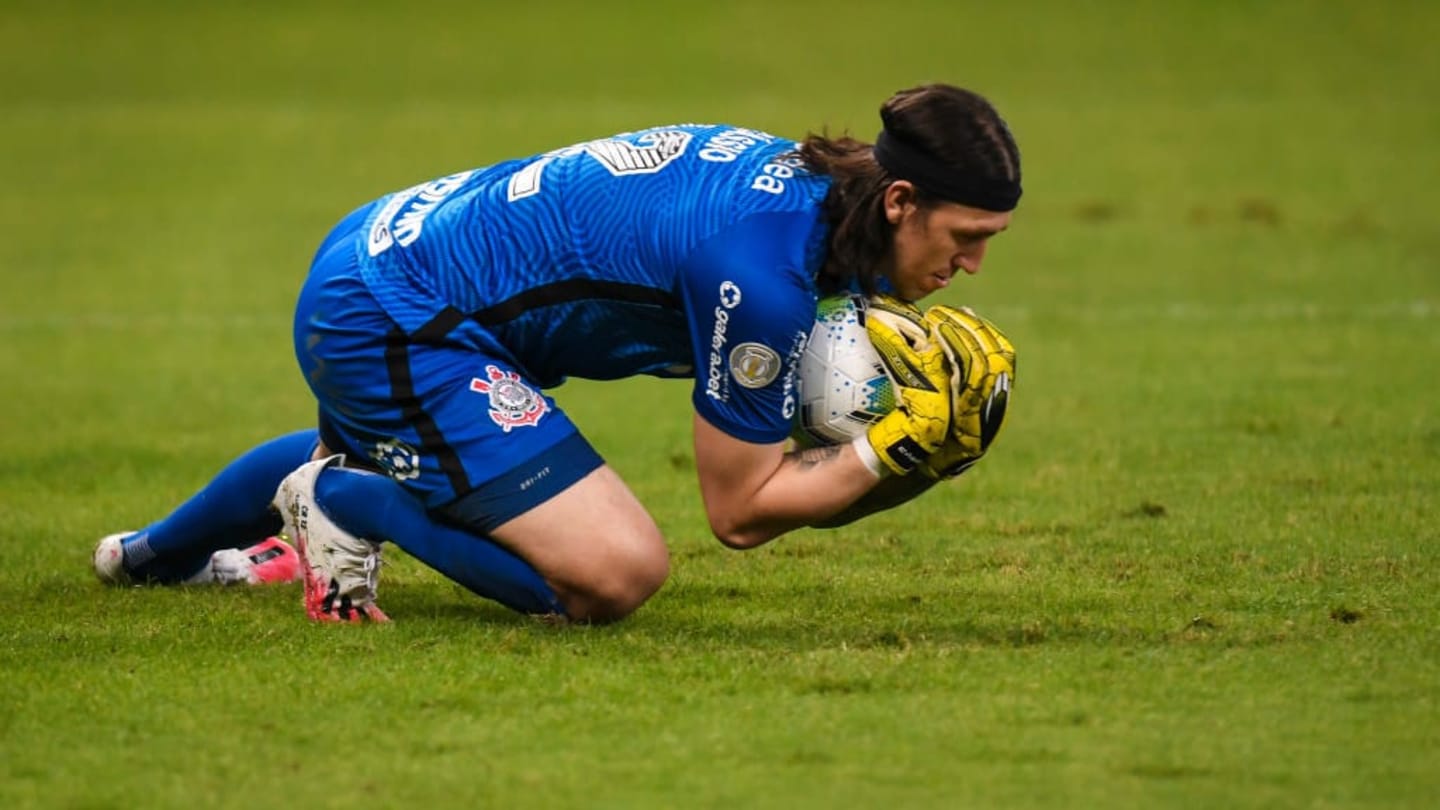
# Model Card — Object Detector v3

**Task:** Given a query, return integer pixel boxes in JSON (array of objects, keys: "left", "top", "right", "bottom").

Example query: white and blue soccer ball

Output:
[{"left": 794, "top": 294, "right": 897, "bottom": 445}]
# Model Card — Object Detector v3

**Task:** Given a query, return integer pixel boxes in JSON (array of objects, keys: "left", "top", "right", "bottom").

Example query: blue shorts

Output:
[{"left": 293, "top": 203, "right": 603, "bottom": 534}]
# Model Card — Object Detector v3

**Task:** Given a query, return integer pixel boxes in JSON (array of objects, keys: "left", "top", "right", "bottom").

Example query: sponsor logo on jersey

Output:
[
  {"left": 469, "top": 365, "right": 549, "bottom": 432},
  {"left": 706, "top": 281, "right": 743, "bottom": 402},
  {"left": 729, "top": 342, "right": 781, "bottom": 389},
  {"left": 369, "top": 438, "right": 422, "bottom": 481},
  {"left": 779, "top": 329, "right": 807, "bottom": 420},
  {"left": 367, "top": 190, "right": 413, "bottom": 256},
  {"left": 698, "top": 127, "right": 777, "bottom": 163},
  {"left": 751, "top": 154, "right": 805, "bottom": 196},
  {"left": 367, "top": 171, "right": 474, "bottom": 256},
  {"left": 719, "top": 280, "right": 742, "bottom": 309}
]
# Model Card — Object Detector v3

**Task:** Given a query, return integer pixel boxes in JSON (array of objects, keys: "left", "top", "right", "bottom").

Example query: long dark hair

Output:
[{"left": 798, "top": 84, "right": 1022, "bottom": 294}]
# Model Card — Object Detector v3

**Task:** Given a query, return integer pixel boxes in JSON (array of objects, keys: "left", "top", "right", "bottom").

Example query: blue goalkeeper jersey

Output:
[{"left": 354, "top": 124, "right": 832, "bottom": 444}]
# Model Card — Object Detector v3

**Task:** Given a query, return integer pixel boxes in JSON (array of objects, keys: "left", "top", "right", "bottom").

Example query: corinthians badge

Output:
[{"left": 469, "top": 365, "right": 549, "bottom": 432}]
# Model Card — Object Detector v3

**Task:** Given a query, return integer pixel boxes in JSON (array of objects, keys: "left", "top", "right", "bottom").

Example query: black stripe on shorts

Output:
[{"left": 384, "top": 326, "right": 471, "bottom": 497}]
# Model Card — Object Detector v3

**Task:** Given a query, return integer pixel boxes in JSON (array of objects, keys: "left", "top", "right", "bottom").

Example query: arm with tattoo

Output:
[{"left": 808, "top": 469, "right": 937, "bottom": 528}]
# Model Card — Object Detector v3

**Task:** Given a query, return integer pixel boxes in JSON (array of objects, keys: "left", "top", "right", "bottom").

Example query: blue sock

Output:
[
  {"left": 313, "top": 467, "right": 565, "bottom": 617},
  {"left": 123, "top": 430, "right": 318, "bottom": 583}
]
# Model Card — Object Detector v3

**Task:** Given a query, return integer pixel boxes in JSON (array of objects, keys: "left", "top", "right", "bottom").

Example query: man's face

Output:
[{"left": 884, "top": 182, "right": 1012, "bottom": 302}]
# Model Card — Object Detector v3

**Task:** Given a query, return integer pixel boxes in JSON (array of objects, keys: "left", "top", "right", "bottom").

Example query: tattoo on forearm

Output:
[{"left": 794, "top": 444, "right": 843, "bottom": 470}]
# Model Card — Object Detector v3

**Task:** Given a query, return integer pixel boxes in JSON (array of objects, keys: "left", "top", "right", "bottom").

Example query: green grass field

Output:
[{"left": 2, "top": 1, "right": 1438, "bottom": 807}]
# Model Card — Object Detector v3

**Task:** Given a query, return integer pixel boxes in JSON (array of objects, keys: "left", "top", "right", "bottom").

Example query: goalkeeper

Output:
[{"left": 93, "top": 83, "right": 1023, "bottom": 624}]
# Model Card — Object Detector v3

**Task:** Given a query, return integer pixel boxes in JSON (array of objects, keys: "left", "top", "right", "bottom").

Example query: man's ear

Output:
[{"left": 883, "top": 180, "right": 918, "bottom": 225}]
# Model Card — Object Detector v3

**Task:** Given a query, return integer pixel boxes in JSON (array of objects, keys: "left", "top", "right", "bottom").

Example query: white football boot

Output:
[
  {"left": 92, "top": 533, "right": 133, "bottom": 585},
  {"left": 273, "top": 455, "right": 389, "bottom": 623},
  {"left": 94, "top": 533, "right": 302, "bottom": 586}
]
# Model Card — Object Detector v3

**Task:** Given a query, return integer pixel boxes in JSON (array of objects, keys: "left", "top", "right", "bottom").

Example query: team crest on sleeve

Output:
[
  {"left": 369, "top": 438, "right": 421, "bottom": 481},
  {"left": 729, "top": 342, "right": 782, "bottom": 389},
  {"left": 469, "top": 365, "right": 550, "bottom": 432}
]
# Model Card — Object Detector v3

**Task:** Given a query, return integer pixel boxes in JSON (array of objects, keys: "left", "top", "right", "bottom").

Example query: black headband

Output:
[{"left": 873, "top": 130, "right": 1022, "bottom": 212}]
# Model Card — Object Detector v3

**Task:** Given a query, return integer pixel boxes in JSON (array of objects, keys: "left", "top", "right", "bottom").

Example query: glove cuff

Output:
[
  {"left": 851, "top": 435, "right": 889, "bottom": 479},
  {"left": 864, "top": 418, "right": 931, "bottom": 476}
]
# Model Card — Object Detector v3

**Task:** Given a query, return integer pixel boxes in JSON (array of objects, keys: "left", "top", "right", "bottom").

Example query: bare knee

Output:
[
  {"left": 562, "top": 539, "right": 670, "bottom": 623},
  {"left": 488, "top": 464, "right": 670, "bottom": 623}
]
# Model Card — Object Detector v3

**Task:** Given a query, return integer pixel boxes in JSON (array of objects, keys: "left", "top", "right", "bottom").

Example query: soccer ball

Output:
[{"left": 794, "top": 294, "right": 897, "bottom": 445}]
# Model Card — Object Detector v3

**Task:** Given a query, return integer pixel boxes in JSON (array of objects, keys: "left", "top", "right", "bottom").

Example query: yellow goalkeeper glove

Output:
[
  {"left": 921, "top": 305, "right": 1016, "bottom": 480},
  {"left": 860, "top": 295, "right": 953, "bottom": 476}
]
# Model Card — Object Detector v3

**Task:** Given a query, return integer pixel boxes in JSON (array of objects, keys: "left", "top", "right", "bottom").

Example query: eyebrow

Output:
[{"left": 954, "top": 224, "right": 1008, "bottom": 238}]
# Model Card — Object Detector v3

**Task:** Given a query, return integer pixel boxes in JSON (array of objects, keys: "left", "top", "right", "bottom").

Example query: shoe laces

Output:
[{"left": 324, "top": 538, "right": 383, "bottom": 601}]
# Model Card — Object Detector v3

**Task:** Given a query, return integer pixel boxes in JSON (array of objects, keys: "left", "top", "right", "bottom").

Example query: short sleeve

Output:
[{"left": 679, "top": 211, "right": 822, "bottom": 444}]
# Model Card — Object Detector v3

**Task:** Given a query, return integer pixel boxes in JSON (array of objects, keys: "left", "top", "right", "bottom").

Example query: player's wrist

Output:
[
  {"left": 862, "top": 412, "right": 933, "bottom": 477},
  {"left": 851, "top": 434, "right": 890, "bottom": 479}
]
